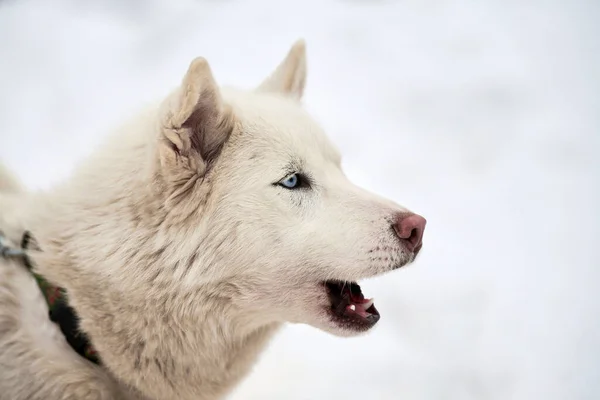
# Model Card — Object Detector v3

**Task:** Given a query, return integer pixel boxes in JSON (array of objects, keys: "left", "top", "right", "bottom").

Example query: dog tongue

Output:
[{"left": 347, "top": 298, "right": 375, "bottom": 318}]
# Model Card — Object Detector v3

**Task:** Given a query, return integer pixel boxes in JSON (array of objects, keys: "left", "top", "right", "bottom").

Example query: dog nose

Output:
[{"left": 393, "top": 213, "right": 426, "bottom": 252}]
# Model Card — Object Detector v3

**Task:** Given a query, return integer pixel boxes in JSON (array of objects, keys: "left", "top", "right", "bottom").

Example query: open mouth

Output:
[{"left": 323, "top": 280, "right": 380, "bottom": 331}]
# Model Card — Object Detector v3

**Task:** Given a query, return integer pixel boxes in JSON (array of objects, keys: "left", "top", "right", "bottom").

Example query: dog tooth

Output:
[
  {"left": 363, "top": 299, "right": 374, "bottom": 309},
  {"left": 349, "top": 304, "right": 356, "bottom": 311}
]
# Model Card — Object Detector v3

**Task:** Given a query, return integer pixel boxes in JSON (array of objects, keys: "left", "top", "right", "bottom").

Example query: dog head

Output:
[{"left": 156, "top": 40, "right": 426, "bottom": 337}]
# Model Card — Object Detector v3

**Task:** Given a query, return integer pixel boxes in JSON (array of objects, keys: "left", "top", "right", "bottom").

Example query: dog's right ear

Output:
[{"left": 159, "top": 57, "right": 234, "bottom": 178}]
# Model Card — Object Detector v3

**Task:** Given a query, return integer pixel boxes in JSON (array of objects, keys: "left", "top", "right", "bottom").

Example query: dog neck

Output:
[
  {"left": 28, "top": 196, "right": 281, "bottom": 399},
  {"left": 33, "top": 240, "right": 280, "bottom": 399}
]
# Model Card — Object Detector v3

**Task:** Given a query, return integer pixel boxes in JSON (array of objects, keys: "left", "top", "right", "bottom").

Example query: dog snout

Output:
[{"left": 393, "top": 213, "right": 426, "bottom": 252}]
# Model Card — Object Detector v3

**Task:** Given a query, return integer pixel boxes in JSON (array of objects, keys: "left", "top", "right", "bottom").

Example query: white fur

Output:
[{"left": 0, "top": 40, "right": 423, "bottom": 399}]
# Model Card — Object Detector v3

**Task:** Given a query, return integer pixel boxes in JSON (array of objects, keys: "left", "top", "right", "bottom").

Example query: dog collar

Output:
[{"left": 1, "top": 231, "right": 99, "bottom": 364}]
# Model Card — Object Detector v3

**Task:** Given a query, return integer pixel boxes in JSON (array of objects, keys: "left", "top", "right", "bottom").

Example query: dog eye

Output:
[
  {"left": 279, "top": 174, "right": 300, "bottom": 189},
  {"left": 278, "top": 173, "right": 309, "bottom": 189}
]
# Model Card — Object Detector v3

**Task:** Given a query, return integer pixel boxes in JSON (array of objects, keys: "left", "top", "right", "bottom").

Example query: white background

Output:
[{"left": 0, "top": 0, "right": 598, "bottom": 399}]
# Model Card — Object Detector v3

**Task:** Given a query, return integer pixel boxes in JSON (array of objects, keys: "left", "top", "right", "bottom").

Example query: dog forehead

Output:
[{"left": 222, "top": 88, "right": 342, "bottom": 165}]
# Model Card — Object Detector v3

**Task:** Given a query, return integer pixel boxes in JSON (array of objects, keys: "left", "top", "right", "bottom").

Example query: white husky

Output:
[{"left": 0, "top": 40, "right": 426, "bottom": 400}]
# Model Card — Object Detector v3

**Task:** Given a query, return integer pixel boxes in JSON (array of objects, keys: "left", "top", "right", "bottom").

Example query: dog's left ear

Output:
[
  {"left": 257, "top": 39, "right": 307, "bottom": 100},
  {"left": 159, "top": 57, "right": 234, "bottom": 178}
]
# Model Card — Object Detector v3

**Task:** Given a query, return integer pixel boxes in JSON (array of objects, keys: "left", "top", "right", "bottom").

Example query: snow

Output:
[{"left": 0, "top": 0, "right": 598, "bottom": 399}]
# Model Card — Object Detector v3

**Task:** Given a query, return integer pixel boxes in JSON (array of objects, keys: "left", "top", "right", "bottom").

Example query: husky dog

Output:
[{"left": 0, "top": 41, "right": 426, "bottom": 400}]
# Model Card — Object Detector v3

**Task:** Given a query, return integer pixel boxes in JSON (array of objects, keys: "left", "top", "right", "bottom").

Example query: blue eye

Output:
[{"left": 280, "top": 174, "right": 299, "bottom": 189}]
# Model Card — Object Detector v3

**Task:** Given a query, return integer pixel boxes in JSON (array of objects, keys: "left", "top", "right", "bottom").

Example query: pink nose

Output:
[{"left": 393, "top": 213, "right": 426, "bottom": 252}]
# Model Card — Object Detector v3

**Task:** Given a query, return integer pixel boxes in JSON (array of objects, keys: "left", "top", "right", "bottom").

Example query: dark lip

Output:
[{"left": 323, "top": 281, "right": 380, "bottom": 331}]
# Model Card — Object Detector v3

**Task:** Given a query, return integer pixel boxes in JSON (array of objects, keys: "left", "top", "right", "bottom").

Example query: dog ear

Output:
[
  {"left": 159, "top": 57, "right": 234, "bottom": 177},
  {"left": 257, "top": 39, "right": 307, "bottom": 100}
]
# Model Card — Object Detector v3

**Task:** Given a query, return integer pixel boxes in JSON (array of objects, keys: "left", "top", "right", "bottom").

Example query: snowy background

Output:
[{"left": 1, "top": 0, "right": 599, "bottom": 399}]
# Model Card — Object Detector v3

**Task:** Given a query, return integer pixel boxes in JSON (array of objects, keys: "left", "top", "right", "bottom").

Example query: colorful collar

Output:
[
  {"left": 2, "top": 231, "right": 99, "bottom": 364},
  {"left": 34, "top": 272, "right": 100, "bottom": 364}
]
